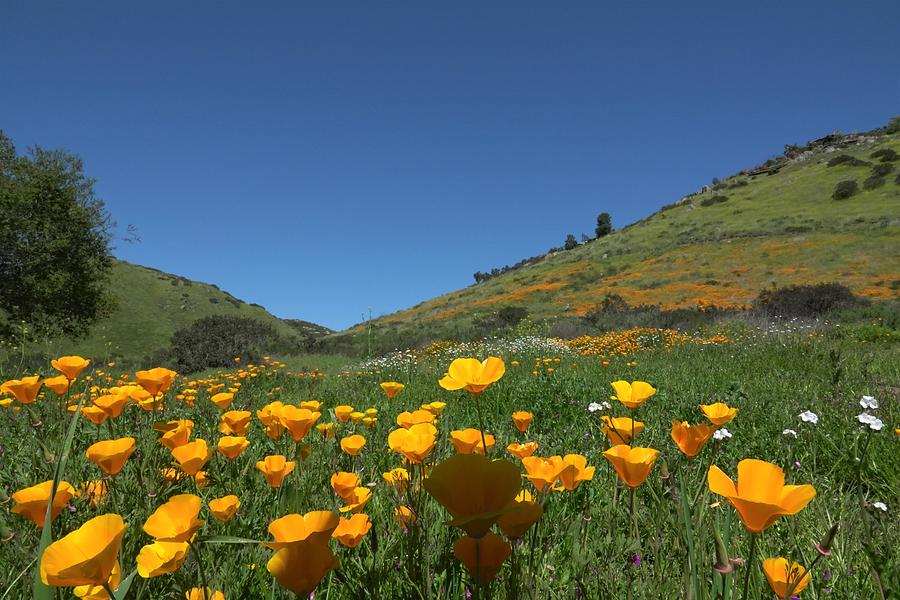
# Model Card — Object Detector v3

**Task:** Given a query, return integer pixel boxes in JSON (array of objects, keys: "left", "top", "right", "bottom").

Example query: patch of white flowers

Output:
[
  {"left": 799, "top": 411, "right": 819, "bottom": 425},
  {"left": 857, "top": 395, "right": 883, "bottom": 431},
  {"left": 713, "top": 428, "right": 732, "bottom": 441},
  {"left": 783, "top": 429, "right": 798, "bottom": 438},
  {"left": 588, "top": 401, "right": 611, "bottom": 413}
]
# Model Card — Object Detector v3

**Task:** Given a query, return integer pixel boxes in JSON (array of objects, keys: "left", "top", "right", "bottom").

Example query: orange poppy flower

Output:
[
  {"left": 671, "top": 420, "right": 717, "bottom": 458},
  {"left": 511, "top": 411, "right": 533, "bottom": 433},
  {"left": 388, "top": 423, "right": 437, "bottom": 463},
  {"left": 265, "top": 511, "right": 340, "bottom": 548},
  {"left": 421, "top": 401, "right": 447, "bottom": 416},
  {"left": 77, "top": 480, "right": 109, "bottom": 508},
  {"left": 12, "top": 480, "right": 76, "bottom": 527},
  {"left": 602, "top": 445, "right": 660, "bottom": 488},
  {"left": 136, "top": 540, "right": 190, "bottom": 578},
  {"left": 300, "top": 400, "right": 322, "bottom": 411},
  {"left": 338, "top": 487, "right": 372, "bottom": 513},
  {"left": 334, "top": 405, "right": 354, "bottom": 423},
  {"left": 43, "top": 375, "right": 72, "bottom": 396},
  {"left": 1, "top": 375, "right": 43, "bottom": 404},
  {"left": 40, "top": 513, "right": 126, "bottom": 586},
  {"left": 699, "top": 402, "right": 739, "bottom": 426},
  {"left": 600, "top": 416, "right": 645, "bottom": 445},
  {"left": 171, "top": 439, "right": 212, "bottom": 476},
  {"left": 143, "top": 494, "right": 203, "bottom": 542},
  {"left": 380, "top": 381, "right": 405, "bottom": 398},
  {"left": 82, "top": 405, "right": 110, "bottom": 426},
  {"left": 340, "top": 434, "right": 366, "bottom": 456},
  {"left": 610, "top": 381, "right": 656, "bottom": 410},
  {"left": 86, "top": 437, "right": 136, "bottom": 476},
  {"left": 160, "top": 421, "right": 194, "bottom": 450},
  {"left": 383, "top": 467, "right": 410, "bottom": 493},
  {"left": 208, "top": 495, "right": 240, "bottom": 523},
  {"left": 497, "top": 495, "right": 544, "bottom": 539},
  {"left": 521, "top": 456, "right": 564, "bottom": 492},
  {"left": 453, "top": 533, "right": 511, "bottom": 585},
  {"left": 72, "top": 560, "right": 121, "bottom": 599},
  {"left": 219, "top": 410, "right": 252, "bottom": 435},
  {"left": 185, "top": 588, "right": 225, "bottom": 600},
  {"left": 557, "top": 454, "right": 595, "bottom": 491},
  {"left": 280, "top": 406, "right": 321, "bottom": 442},
  {"left": 332, "top": 514, "right": 372, "bottom": 548},
  {"left": 449, "top": 429, "right": 495, "bottom": 455},
  {"left": 396, "top": 409, "right": 436, "bottom": 429},
  {"left": 256, "top": 455, "right": 295, "bottom": 488},
  {"left": 317, "top": 422, "right": 336, "bottom": 439},
  {"left": 763, "top": 557, "right": 811, "bottom": 598},
  {"left": 134, "top": 367, "right": 178, "bottom": 397},
  {"left": 506, "top": 441, "right": 538, "bottom": 459},
  {"left": 93, "top": 393, "right": 129, "bottom": 418},
  {"left": 210, "top": 392, "right": 234, "bottom": 409},
  {"left": 330, "top": 472, "right": 360, "bottom": 500},
  {"left": 394, "top": 506, "right": 417, "bottom": 527},
  {"left": 708, "top": 459, "right": 816, "bottom": 533},
  {"left": 217, "top": 436, "right": 250, "bottom": 460},
  {"left": 51, "top": 356, "right": 91, "bottom": 380},
  {"left": 267, "top": 540, "right": 337, "bottom": 597},
  {"left": 439, "top": 357, "right": 505, "bottom": 394}
]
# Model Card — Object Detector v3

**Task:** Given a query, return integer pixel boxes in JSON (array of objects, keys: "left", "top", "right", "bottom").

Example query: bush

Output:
[
  {"left": 827, "top": 155, "right": 869, "bottom": 168},
  {"left": 895, "top": 171, "right": 900, "bottom": 185},
  {"left": 832, "top": 179, "right": 858, "bottom": 200},
  {"left": 870, "top": 148, "right": 897, "bottom": 162},
  {"left": 754, "top": 283, "right": 864, "bottom": 318},
  {"left": 863, "top": 175, "right": 885, "bottom": 190},
  {"left": 700, "top": 195, "right": 728, "bottom": 207},
  {"left": 885, "top": 116, "right": 900, "bottom": 134},
  {"left": 155, "top": 315, "right": 281, "bottom": 373},
  {"left": 871, "top": 163, "right": 895, "bottom": 177}
]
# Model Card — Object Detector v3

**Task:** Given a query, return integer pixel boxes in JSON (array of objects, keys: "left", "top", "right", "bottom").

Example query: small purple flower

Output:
[
  {"left": 66, "top": 504, "right": 76, "bottom": 512},
  {"left": 793, "top": 461, "right": 801, "bottom": 469},
  {"left": 465, "top": 587, "right": 472, "bottom": 599},
  {"left": 823, "top": 568, "right": 831, "bottom": 581},
  {"left": 632, "top": 554, "right": 641, "bottom": 568}
]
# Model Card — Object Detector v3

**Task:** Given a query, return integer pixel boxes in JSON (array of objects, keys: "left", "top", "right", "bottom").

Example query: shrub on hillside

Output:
[
  {"left": 699, "top": 195, "right": 728, "bottom": 207},
  {"left": 863, "top": 175, "right": 885, "bottom": 190},
  {"left": 885, "top": 116, "right": 900, "bottom": 134},
  {"left": 832, "top": 179, "right": 858, "bottom": 200},
  {"left": 870, "top": 148, "right": 897, "bottom": 162},
  {"left": 871, "top": 163, "right": 895, "bottom": 177},
  {"left": 827, "top": 154, "right": 869, "bottom": 168},
  {"left": 895, "top": 171, "right": 900, "bottom": 185},
  {"left": 155, "top": 315, "right": 281, "bottom": 373},
  {"left": 754, "top": 283, "right": 864, "bottom": 318}
]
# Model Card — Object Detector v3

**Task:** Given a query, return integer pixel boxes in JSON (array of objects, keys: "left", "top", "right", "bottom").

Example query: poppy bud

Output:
[
  {"left": 0, "top": 486, "right": 8, "bottom": 503},
  {"left": 816, "top": 522, "right": 839, "bottom": 556},
  {"left": 658, "top": 458, "right": 671, "bottom": 481},
  {"left": 0, "top": 516, "right": 13, "bottom": 541},
  {"left": 38, "top": 440, "right": 55, "bottom": 463},
  {"left": 712, "top": 527, "right": 733, "bottom": 574}
]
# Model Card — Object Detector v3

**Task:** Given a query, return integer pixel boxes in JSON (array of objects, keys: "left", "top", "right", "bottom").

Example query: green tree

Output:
[
  {"left": 564, "top": 233, "right": 578, "bottom": 250},
  {"left": 595, "top": 212, "right": 612, "bottom": 238},
  {"left": 0, "top": 131, "right": 114, "bottom": 339}
]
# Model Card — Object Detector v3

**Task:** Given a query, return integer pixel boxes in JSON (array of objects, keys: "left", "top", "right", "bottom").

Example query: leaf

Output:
[
  {"left": 195, "top": 535, "right": 262, "bottom": 545},
  {"left": 114, "top": 568, "right": 138, "bottom": 598}
]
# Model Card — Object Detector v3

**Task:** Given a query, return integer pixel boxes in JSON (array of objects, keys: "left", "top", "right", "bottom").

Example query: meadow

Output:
[{"left": 0, "top": 325, "right": 897, "bottom": 599}]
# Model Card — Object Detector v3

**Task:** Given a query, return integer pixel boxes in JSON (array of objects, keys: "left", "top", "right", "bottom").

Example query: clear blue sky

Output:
[{"left": 3, "top": 2, "right": 898, "bottom": 330}]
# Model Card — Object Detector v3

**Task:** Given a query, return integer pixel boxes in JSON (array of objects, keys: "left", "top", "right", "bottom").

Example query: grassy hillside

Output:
[
  {"left": 42, "top": 260, "right": 332, "bottom": 362},
  {"left": 330, "top": 129, "right": 900, "bottom": 348}
]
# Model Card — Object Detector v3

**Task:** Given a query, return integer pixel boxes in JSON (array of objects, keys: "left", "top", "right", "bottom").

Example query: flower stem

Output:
[{"left": 742, "top": 533, "right": 758, "bottom": 600}]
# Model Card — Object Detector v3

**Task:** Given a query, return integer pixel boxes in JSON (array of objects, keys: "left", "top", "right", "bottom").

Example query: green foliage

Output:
[
  {"left": 0, "top": 132, "right": 114, "bottom": 339},
  {"left": 870, "top": 147, "right": 897, "bottom": 162},
  {"left": 827, "top": 154, "right": 870, "bottom": 168},
  {"left": 564, "top": 234, "right": 578, "bottom": 250},
  {"left": 871, "top": 162, "right": 895, "bottom": 177},
  {"left": 699, "top": 195, "right": 728, "bottom": 207},
  {"left": 754, "top": 283, "right": 864, "bottom": 318},
  {"left": 885, "top": 116, "right": 900, "bottom": 134},
  {"left": 155, "top": 315, "right": 282, "bottom": 373},
  {"left": 832, "top": 179, "right": 858, "bottom": 200},
  {"left": 595, "top": 212, "right": 612, "bottom": 238},
  {"left": 863, "top": 174, "right": 885, "bottom": 190}
]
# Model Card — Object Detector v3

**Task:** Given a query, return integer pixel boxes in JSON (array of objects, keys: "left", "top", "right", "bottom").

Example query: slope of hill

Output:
[
  {"left": 48, "top": 260, "right": 332, "bottom": 361},
  {"left": 330, "top": 127, "right": 900, "bottom": 348}
]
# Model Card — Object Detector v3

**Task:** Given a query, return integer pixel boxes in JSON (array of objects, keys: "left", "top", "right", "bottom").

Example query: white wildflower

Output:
[
  {"left": 588, "top": 401, "right": 610, "bottom": 412},
  {"left": 858, "top": 412, "right": 876, "bottom": 425},
  {"left": 873, "top": 501, "right": 888, "bottom": 512},
  {"left": 799, "top": 411, "right": 818, "bottom": 425},
  {"left": 859, "top": 396, "right": 878, "bottom": 410},
  {"left": 713, "top": 428, "right": 732, "bottom": 441},
  {"left": 783, "top": 429, "right": 798, "bottom": 438}
]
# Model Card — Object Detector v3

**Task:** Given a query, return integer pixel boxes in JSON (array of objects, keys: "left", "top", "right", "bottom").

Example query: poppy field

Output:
[{"left": 0, "top": 329, "right": 897, "bottom": 599}]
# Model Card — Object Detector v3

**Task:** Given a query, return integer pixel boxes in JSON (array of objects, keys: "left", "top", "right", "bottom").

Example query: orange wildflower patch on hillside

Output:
[{"left": 564, "top": 328, "right": 729, "bottom": 358}]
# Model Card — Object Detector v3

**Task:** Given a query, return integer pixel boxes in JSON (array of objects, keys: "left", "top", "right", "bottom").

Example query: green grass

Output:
[{"left": 1, "top": 328, "right": 897, "bottom": 598}]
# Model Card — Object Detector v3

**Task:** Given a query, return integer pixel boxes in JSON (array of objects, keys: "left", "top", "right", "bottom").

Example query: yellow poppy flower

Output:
[
  {"left": 40, "top": 513, "right": 126, "bottom": 586},
  {"left": 453, "top": 533, "right": 511, "bottom": 585},
  {"left": 439, "top": 357, "right": 505, "bottom": 394},
  {"left": 763, "top": 557, "right": 811, "bottom": 598},
  {"left": 699, "top": 402, "right": 739, "bottom": 426},
  {"left": 86, "top": 437, "right": 136, "bottom": 476},
  {"left": 602, "top": 445, "right": 659, "bottom": 488},
  {"left": 670, "top": 420, "right": 717, "bottom": 458},
  {"left": 12, "top": 480, "right": 75, "bottom": 527},
  {"left": 51, "top": 356, "right": 91, "bottom": 380}
]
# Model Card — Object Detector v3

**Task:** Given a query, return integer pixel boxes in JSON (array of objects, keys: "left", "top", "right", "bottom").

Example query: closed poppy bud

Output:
[
  {"left": 185, "top": 588, "right": 225, "bottom": 600},
  {"left": 134, "top": 367, "right": 178, "bottom": 397},
  {"left": 143, "top": 494, "right": 204, "bottom": 542},
  {"left": 439, "top": 357, "right": 505, "bottom": 394},
  {"left": 610, "top": 381, "right": 656, "bottom": 410},
  {"left": 334, "top": 405, "right": 354, "bottom": 423},
  {"left": 602, "top": 445, "right": 660, "bottom": 489},
  {"left": 396, "top": 409, "right": 436, "bottom": 429},
  {"left": 331, "top": 472, "right": 360, "bottom": 500},
  {"left": 511, "top": 411, "right": 533, "bottom": 433},
  {"left": 453, "top": 533, "right": 511, "bottom": 585},
  {"left": 12, "top": 480, "right": 76, "bottom": 527},
  {"left": 340, "top": 434, "right": 366, "bottom": 456},
  {"left": 497, "top": 498, "right": 544, "bottom": 539},
  {"left": 208, "top": 495, "right": 240, "bottom": 523},
  {"left": 670, "top": 420, "right": 717, "bottom": 458},
  {"left": 256, "top": 455, "right": 295, "bottom": 488},
  {"left": 507, "top": 441, "right": 539, "bottom": 460},
  {"left": 332, "top": 513, "right": 372, "bottom": 548},
  {"left": 600, "top": 416, "right": 645, "bottom": 445},
  {"left": 86, "top": 437, "right": 136, "bottom": 476},
  {"left": 380, "top": 381, "right": 405, "bottom": 398},
  {"left": 449, "top": 429, "right": 495, "bottom": 455},
  {"left": 171, "top": 439, "right": 212, "bottom": 476},
  {"left": 339, "top": 487, "right": 372, "bottom": 513},
  {"left": 267, "top": 540, "right": 337, "bottom": 597},
  {"left": 40, "top": 513, "right": 126, "bottom": 586},
  {"left": 217, "top": 436, "right": 250, "bottom": 460},
  {"left": 265, "top": 511, "right": 340, "bottom": 548},
  {"left": 136, "top": 540, "right": 190, "bottom": 578},
  {"left": 51, "top": 356, "right": 91, "bottom": 380},
  {"left": 762, "top": 558, "right": 811, "bottom": 598},
  {"left": 1, "top": 376, "right": 43, "bottom": 404},
  {"left": 699, "top": 402, "right": 738, "bottom": 426},
  {"left": 816, "top": 522, "right": 839, "bottom": 556},
  {"left": 43, "top": 375, "right": 71, "bottom": 396},
  {"left": 557, "top": 454, "right": 595, "bottom": 491},
  {"left": 521, "top": 456, "right": 564, "bottom": 493},
  {"left": 210, "top": 392, "right": 234, "bottom": 409}
]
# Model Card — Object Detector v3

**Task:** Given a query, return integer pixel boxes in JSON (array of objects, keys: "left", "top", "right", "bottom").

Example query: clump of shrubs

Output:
[
  {"left": 832, "top": 179, "right": 858, "bottom": 200},
  {"left": 863, "top": 175, "right": 885, "bottom": 190},
  {"left": 154, "top": 315, "right": 282, "bottom": 373},
  {"left": 871, "top": 163, "right": 895, "bottom": 177},
  {"left": 870, "top": 148, "right": 898, "bottom": 162},
  {"left": 827, "top": 154, "right": 870, "bottom": 168},
  {"left": 754, "top": 283, "right": 864, "bottom": 318},
  {"left": 700, "top": 195, "right": 729, "bottom": 207}
]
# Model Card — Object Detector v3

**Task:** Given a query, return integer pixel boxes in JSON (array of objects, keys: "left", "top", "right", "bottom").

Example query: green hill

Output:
[
  {"left": 46, "top": 260, "right": 332, "bottom": 362},
  {"left": 328, "top": 125, "right": 900, "bottom": 350}
]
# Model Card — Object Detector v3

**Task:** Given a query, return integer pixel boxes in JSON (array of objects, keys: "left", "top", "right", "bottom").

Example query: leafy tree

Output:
[
  {"left": 595, "top": 212, "right": 612, "bottom": 238},
  {"left": 155, "top": 315, "right": 280, "bottom": 373},
  {"left": 564, "top": 234, "right": 578, "bottom": 250},
  {"left": 0, "top": 131, "right": 114, "bottom": 339}
]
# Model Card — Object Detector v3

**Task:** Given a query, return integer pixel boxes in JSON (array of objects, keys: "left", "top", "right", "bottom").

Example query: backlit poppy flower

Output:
[
  {"left": 317, "top": 422, "right": 336, "bottom": 439},
  {"left": 396, "top": 409, "right": 436, "bottom": 428},
  {"left": 439, "top": 357, "right": 506, "bottom": 394},
  {"left": 334, "top": 405, "right": 354, "bottom": 423},
  {"left": 557, "top": 454, "right": 595, "bottom": 491},
  {"left": 73, "top": 560, "right": 120, "bottom": 599},
  {"left": 136, "top": 541, "right": 190, "bottom": 578},
  {"left": 185, "top": 588, "right": 225, "bottom": 600},
  {"left": 52, "top": 356, "right": 91, "bottom": 380},
  {"left": 453, "top": 533, "right": 511, "bottom": 585},
  {"left": 256, "top": 455, "right": 295, "bottom": 488},
  {"left": 497, "top": 495, "right": 544, "bottom": 539},
  {"left": 365, "top": 407, "right": 378, "bottom": 417},
  {"left": 86, "top": 437, "right": 136, "bottom": 476},
  {"left": 332, "top": 514, "right": 372, "bottom": 548},
  {"left": 421, "top": 401, "right": 447, "bottom": 415},
  {"left": 134, "top": 367, "right": 178, "bottom": 397},
  {"left": 217, "top": 436, "right": 250, "bottom": 460},
  {"left": 331, "top": 472, "right": 360, "bottom": 500},
  {"left": 12, "top": 480, "right": 76, "bottom": 527},
  {"left": 340, "top": 434, "right": 366, "bottom": 456},
  {"left": 449, "top": 429, "right": 495, "bottom": 455},
  {"left": 93, "top": 394, "right": 129, "bottom": 418},
  {"left": 708, "top": 459, "right": 816, "bottom": 533},
  {"left": 82, "top": 405, "right": 110, "bottom": 426},
  {"left": 671, "top": 420, "right": 717, "bottom": 458},
  {"left": 362, "top": 416, "right": 377, "bottom": 428},
  {"left": 380, "top": 381, "right": 405, "bottom": 398},
  {"left": 210, "top": 392, "right": 234, "bottom": 409},
  {"left": 1, "top": 375, "right": 43, "bottom": 404},
  {"left": 171, "top": 439, "right": 212, "bottom": 476},
  {"left": 43, "top": 375, "right": 72, "bottom": 396},
  {"left": 388, "top": 423, "right": 438, "bottom": 463},
  {"left": 424, "top": 453, "right": 520, "bottom": 538},
  {"left": 511, "top": 411, "right": 533, "bottom": 433},
  {"left": 143, "top": 494, "right": 203, "bottom": 542},
  {"left": 507, "top": 441, "right": 539, "bottom": 459},
  {"left": 350, "top": 411, "right": 365, "bottom": 423},
  {"left": 279, "top": 406, "right": 321, "bottom": 442},
  {"left": 265, "top": 511, "right": 340, "bottom": 548},
  {"left": 699, "top": 402, "right": 739, "bottom": 426},
  {"left": 339, "top": 487, "right": 372, "bottom": 513},
  {"left": 77, "top": 480, "right": 109, "bottom": 508},
  {"left": 394, "top": 506, "right": 416, "bottom": 527},
  {"left": 521, "top": 456, "right": 564, "bottom": 492},
  {"left": 600, "top": 416, "right": 645, "bottom": 445},
  {"left": 763, "top": 557, "right": 811, "bottom": 598},
  {"left": 603, "top": 445, "right": 660, "bottom": 488},
  {"left": 267, "top": 540, "right": 337, "bottom": 597},
  {"left": 611, "top": 381, "right": 656, "bottom": 410},
  {"left": 257, "top": 401, "right": 284, "bottom": 428},
  {"left": 383, "top": 467, "right": 410, "bottom": 493},
  {"left": 40, "top": 513, "right": 126, "bottom": 586},
  {"left": 208, "top": 495, "right": 240, "bottom": 523}
]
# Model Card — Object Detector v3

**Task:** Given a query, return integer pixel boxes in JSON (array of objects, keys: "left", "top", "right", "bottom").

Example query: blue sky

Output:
[{"left": 3, "top": 2, "right": 898, "bottom": 330}]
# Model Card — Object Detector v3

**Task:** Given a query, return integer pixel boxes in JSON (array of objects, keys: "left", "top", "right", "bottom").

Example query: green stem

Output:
[
  {"left": 474, "top": 397, "right": 489, "bottom": 456},
  {"left": 783, "top": 554, "right": 821, "bottom": 599},
  {"left": 742, "top": 533, "right": 758, "bottom": 600},
  {"left": 188, "top": 540, "right": 210, "bottom": 599},
  {"left": 101, "top": 582, "right": 118, "bottom": 600}
]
